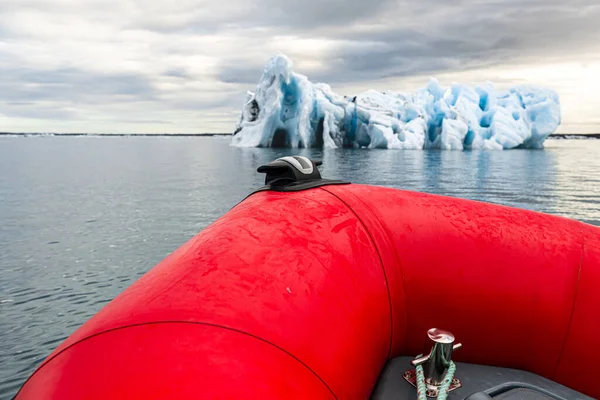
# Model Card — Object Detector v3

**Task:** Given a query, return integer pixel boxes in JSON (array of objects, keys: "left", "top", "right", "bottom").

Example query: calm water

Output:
[{"left": 1, "top": 136, "right": 600, "bottom": 398}]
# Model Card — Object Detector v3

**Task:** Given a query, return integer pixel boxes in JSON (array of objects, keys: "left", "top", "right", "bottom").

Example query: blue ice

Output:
[{"left": 231, "top": 54, "right": 561, "bottom": 150}]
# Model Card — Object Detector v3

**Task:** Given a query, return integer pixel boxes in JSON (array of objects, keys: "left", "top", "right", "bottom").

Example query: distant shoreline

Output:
[
  {"left": 1, "top": 132, "right": 599, "bottom": 139},
  {"left": 550, "top": 133, "right": 600, "bottom": 139},
  {"left": 0, "top": 132, "right": 231, "bottom": 137}
]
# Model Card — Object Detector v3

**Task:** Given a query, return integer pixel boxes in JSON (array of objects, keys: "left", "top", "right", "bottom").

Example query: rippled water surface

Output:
[{"left": 1, "top": 136, "right": 600, "bottom": 398}]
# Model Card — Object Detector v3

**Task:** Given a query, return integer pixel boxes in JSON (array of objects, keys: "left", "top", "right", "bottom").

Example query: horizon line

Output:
[{"left": 2, "top": 132, "right": 600, "bottom": 138}]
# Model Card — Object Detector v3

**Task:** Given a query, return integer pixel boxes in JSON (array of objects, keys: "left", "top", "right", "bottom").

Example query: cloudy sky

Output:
[{"left": 1, "top": 0, "right": 599, "bottom": 134}]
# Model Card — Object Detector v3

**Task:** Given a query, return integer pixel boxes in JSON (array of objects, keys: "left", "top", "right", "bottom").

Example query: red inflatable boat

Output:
[{"left": 17, "top": 157, "right": 600, "bottom": 400}]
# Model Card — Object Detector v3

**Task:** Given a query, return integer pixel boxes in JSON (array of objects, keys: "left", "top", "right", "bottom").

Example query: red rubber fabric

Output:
[
  {"left": 320, "top": 187, "right": 408, "bottom": 358},
  {"left": 17, "top": 323, "right": 335, "bottom": 400},
  {"left": 17, "top": 184, "right": 600, "bottom": 399},
  {"left": 19, "top": 188, "right": 391, "bottom": 400},
  {"left": 553, "top": 223, "right": 600, "bottom": 392}
]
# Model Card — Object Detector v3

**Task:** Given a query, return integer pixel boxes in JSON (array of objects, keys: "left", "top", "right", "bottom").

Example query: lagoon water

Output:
[{"left": 1, "top": 136, "right": 599, "bottom": 398}]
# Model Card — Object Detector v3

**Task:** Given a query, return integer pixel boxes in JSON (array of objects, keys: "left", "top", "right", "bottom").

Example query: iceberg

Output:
[{"left": 231, "top": 54, "right": 561, "bottom": 150}]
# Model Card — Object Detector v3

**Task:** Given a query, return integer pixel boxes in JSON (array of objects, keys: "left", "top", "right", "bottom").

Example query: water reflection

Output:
[{"left": 313, "top": 148, "right": 558, "bottom": 214}]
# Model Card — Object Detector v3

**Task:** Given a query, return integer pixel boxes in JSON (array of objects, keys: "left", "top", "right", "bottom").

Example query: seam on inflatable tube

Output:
[
  {"left": 320, "top": 186, "right": 394, "bottom": 359},
  {"left": 552, "top": 225, "right": 585, "bottom": 379},
  {"left": 16, "top": 321, "right": 338, "bottom": 400},
  {"left": 345, "top": 191, "right": 410, "bottom": 356}
]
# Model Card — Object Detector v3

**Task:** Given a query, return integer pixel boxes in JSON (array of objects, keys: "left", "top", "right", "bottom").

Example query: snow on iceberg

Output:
[{"left": 231, "top": 54, "right": 561, "bottom": 150}]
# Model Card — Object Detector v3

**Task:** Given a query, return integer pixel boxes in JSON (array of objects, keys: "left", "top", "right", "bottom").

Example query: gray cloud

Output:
[
  {"left": 3, "top": 105, "right": 79, "bottom": 120},
  {"left": 0, "top": 0, "right": 599, "bottom": 132},
  {"left": 0, "top": 67, "right": 155, "bottom": 103},
  {"left": 295, "top": 1, "right": 600, "bottom": 83},
  {"left": 255, "top": 0, "right": 393, "bottom": 30},
  {"left": 164, "top": 68, "right": 190, "bottom": 79},
  {"left": 118, "top": 119, "right": 173, "bottom": 124},
  {"left": 217, "top": 63, "right": 265, "bottom": 85},
  {"left": 213, "top": 0, "right": 600, "bottom": 86},
  {"left": 129, "top": 0, "right": 393, "bottom": 34}
]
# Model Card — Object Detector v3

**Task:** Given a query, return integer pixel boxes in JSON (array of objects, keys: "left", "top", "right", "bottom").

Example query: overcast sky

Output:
[{"left": 1, "top": 0, "right": 599, "bottom": 133}]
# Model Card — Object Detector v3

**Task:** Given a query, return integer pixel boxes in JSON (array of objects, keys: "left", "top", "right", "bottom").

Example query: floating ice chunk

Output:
[{"left": 232, "top": 54, "right": 561, "bottom": 150}]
